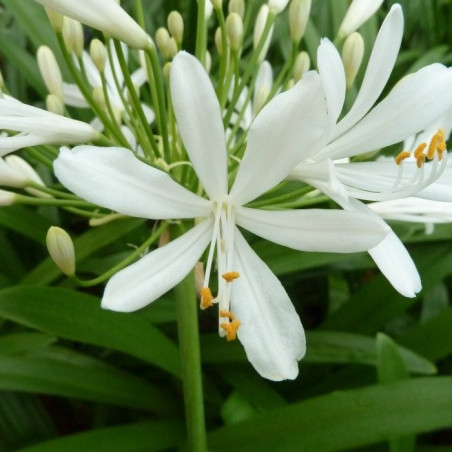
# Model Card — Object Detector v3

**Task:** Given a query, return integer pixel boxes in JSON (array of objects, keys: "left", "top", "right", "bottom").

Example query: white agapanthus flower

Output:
[
  {"left": 54, "top": 51, "right": 388, "bottom": 381},
  {"left": 338, "top": 0, "right": 385, "bottom": 38},
  {"left": 33, "top": 0, "right": 153, "bottom": 50},
  {"left": 289, "top": 4, "right": 452, "bottom": 297},
  {"left": 0, "top": 95, "right": 100, "bottom": 156}
]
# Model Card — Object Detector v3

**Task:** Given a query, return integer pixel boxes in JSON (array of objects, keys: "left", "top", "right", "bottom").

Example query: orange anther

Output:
[
  {"left": 220, "top": 310, "right": 235, "bottom": 320},
  {"left": 220, "top": 319, "right": 241, "bottom": 341},
  {"left": 200, "top": 287, "right": 214, "bottom": 310},
  {"left": 222, "top": 271, "right": 240, "bottom": 282},
  {"left": 414, "top": 142, "right": 427, "bottom": 158},
  {"left": 395, "top": 150, "right": 411, "bottom": 165},
  {"left": 416, "top": 153, "right": 426, "bottom": 168}
]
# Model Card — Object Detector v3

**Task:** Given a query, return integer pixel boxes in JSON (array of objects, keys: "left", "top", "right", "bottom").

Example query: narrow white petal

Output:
[
  {"left": 369, "top": 231, "right": 421, "bottom": 297},
  {"left": 338, "top": 0, "right": 385, "bottom": 37},
  {"left": 170, "top": 52, "right": 227, "bottom": 200},
  {"left": 236, "top": 206, "right": 388, "bottom": 253},
  {"left": 102, "top": 218, "right": 213, "bottom": 312},
  {"left": 324, "top": 64, "right": 452, "bottom": 160},
  {"left": 62, "top": 83, "right": 89, "bottom": 108},
  {"left": 334, "top": 5, "right": 404, "bottom": 138},
  {"left": 231, "top": 228, "right": 305, "bottom": 381},
  {"left": 230, "top": 71, "right": 328, "bottom": 205},
  {"left": 54, "top": 146, "right": 211, "bottom": 219},
  {"left": 317, "top": 38, "right": 346, "bottom": 131}
]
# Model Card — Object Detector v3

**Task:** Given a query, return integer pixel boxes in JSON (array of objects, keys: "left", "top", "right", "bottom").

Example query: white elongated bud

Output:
[
  {"left": 90, "top": 39, "right": 107, "bottom": 73},
  {"left": 37, "top": 46, "right": 64, "bottom": 102},
  {"left": 226, "top": 13, "right": 243, "bottom": 52},
  {"left": 198, "top": 0, "right": 214, "bottom": 19},
  {"left": 253, "top": 61, "right": 273, "bottom": 115},
  {"left": 0, "top": 189, "right": 17, "bottom": 206},
  {"left": 44, "top": 7, "right": 64, "bottom": 31},
  {"left": 46, "top": 226, "right": 76, "bottom": 276},
  {"left": 342, "top": 32, "right": 364, "bottom": 88},
  {"left": 62, "top": 17, "right": 84, "bottom": 58},
  {"left": 338, "top": 0, "right": 385, "bottom": 38},
  {"left": 33, "top": 0, "right": 153, "bottom": 50},
  {"left": 0, "top": 158, "right": 29, "bottom": 188},
  {"left": 254, "top": 5, "right": 273, "bottom": 63},
  {"left": 229, "top": 0, "right": 245, "bottom": 18},
  {"left": 156, "top": 28, "right": 173, "bottom": 60},
  {"left": 167, "top": 11, "right": 184, "bottom": 46},
  {"left": 215, "top": 27, "right": 224, "bottom": 56},
  {"left": 289, "top": 0, "right": 311, "bottom": 44},
  {"left": 293, "top": 51, "right": 310, "bottom": 82},
  {"left": 268, "top": 0, "right": 290, "bottom": 14},
  {"left": 46, "top": 94, "right": 65, "bottom": 116}
]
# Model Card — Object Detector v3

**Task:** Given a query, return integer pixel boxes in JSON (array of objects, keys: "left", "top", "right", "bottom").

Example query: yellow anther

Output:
[
  {"left": 414, "top": 142, "right": 427, "bottom": 158},
  {"left": 395, "top": 150, "right": 411, "bottom": 165},
  {"left": 222, "top": 271, "right": 240, "bottom": 282},
  {"left": 427, "top": 134, "right": 440, "bottom": 159},
  {"left": 220, "top": 319, "right": 241, "bottom": 341},
  {"left": 200, "top": 287, "right": 214, "bottom": 310},
  {"left": 416, "top": 153, "right": 426, "bottom": 168},
  {"left": 219, "top": 309, "right": 235, "bottom": 320}
]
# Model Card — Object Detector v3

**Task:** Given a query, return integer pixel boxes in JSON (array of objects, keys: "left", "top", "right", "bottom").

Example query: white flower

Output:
[
  {"left": 289, "top": 5, "right": 452, "bottom": 297},
  {"left": 338, "top": 0, "right": 385, "bottom": 38},
  {"left": 33, "top": 0, "right": 152, "bottom": 50},
  {"left": 54, "top": 51, "right": 387, "bottom": 381},
  {"left": 0, "top": 95, "right": 100, "bottom": 156}
]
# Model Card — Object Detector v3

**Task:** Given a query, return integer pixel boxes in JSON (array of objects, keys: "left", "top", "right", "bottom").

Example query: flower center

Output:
[{"left": 199, "top": 199, "right": 241, "bottom": 340}]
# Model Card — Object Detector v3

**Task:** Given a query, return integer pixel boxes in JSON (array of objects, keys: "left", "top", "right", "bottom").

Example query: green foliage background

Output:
[{"left": 0, "top": 0, "right": 451, "bottom": 450}]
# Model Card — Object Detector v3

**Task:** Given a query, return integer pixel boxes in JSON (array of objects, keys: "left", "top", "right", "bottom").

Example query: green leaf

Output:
[
  {"left": 0, "top": 346, "right": 180, "bottom": 414},
  {"left": 17, "top": 421, "right": 186, "bottom": 452},
  {"left": 0, "top": 332, "right": 56, "bottom": 355},
  {"left": 0, "top": 286, "right": 180, "bottom": 376},
  {"left": 22, "top": 218, "right": 145, "bottom": 284},
  {"left": 207, "top": 377, "right": 452, "bottom": 451}
]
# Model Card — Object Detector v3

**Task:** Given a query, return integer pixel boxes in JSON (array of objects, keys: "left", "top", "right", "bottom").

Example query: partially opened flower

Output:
[
  {"left": 55, "top": 52, "right": 388, "bottom": 380},
  {"left": 289, "top": 4, "right": 452, "bottom": 297},
  {"left": 0, "top": 95, "right": 100, "bottom": 156}
]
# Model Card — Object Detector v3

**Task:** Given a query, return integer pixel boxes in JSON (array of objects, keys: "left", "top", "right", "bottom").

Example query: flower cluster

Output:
[{"left": 1, "top": 0, "right": 452, "bottom": 380}]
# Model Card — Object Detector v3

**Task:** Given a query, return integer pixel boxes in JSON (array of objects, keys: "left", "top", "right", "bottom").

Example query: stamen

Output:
[
  {"left": 414, "top": 142, "right": 427, "bottom": 158},
  {"left": 220, "top": 319, "right": 241, "bottom": 341},
  {"left": 222, "top": 271, "right": 240, "bottom": 282},
  {"left": 200, "top": 287, "right": 214, "bottom": 310},
  {"left": 219, "top": 309, "right": 235, "bottom": 320},
  {"left": 427, "top": 134, "right": 440, "bottom": 159},
  {"left": 395, "top": 150, "right": 411, "bottom": 165},
  {"left": 416, "top": 153, "right": 426, "bottom": 168}
]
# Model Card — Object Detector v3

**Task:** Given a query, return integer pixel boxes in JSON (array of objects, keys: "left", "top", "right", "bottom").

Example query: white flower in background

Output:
[
  {"left": 33, "top": 0, "right": 153, "bottom": 50},
  {"left": 0, "top": 95, "right": 100, "bottom": 156},
  {"left": 289, "top": 4, "right": 452, "bottom": 297},
  {"left": 63, "top": 42, "right": 154, "bottom": 131},
  {"left": 54, "top": 52, "right": 388, "bottom": 381},
  {"left": 338, "top": 0, "right": 385, "bottom": 38},
  {"left": 268, "top": 0, "right": 290, "bottom": 14}
]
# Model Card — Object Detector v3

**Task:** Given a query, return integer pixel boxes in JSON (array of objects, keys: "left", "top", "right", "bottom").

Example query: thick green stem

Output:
[{"left": 174, "top": 238, "right": 208, "bottom": 452}]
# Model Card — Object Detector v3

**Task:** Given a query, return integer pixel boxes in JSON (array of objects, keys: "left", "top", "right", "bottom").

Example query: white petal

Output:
[
  {"left": 231, "top": 228, "right": 305, "bottom": 381},
  {"left": 102, "top": 218, "right": 213, "bottom": 312},
  {"left": 338, "top": 0, "right": 385, "bottom": 37},
  {"left": 230, "top": 71, "right": 328, "bottom": 205},
  {"left": 334, "top": 5, "right": 404, "bottom": 138},
  {"left": 236, "top": 206, "right": 388, "bottom": 252},
  {"left": 369, "top": 231, "right": 421, "bottom": 297},
  {"left": 54, "top": 146, "right": 211, "bottom": 219},
  {"left": 323, "top": 64, "right": 452, "bottom": 160},
  {"left": 317, "top": 38, "right": 346, "bottom": 131},
  {"left": 170, "top": 52, "right": 227, "bottom": 200},
  {"left": 62, "top": 83, "right": 89, "bottom": 108}
]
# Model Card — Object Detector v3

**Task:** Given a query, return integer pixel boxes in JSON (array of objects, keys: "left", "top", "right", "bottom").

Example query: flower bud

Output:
[
  {"left": 90, "top": 39, "right": 107, "bottom": 73},
  {"left": 226, "top": 13, "right": 243, "bottom": 52},
  {"left": 205, "top": 50, "right": 212, "bottom": 73},
  {"left": 44, "top": 7, "right": 64, "bottom": 31},
  {"left": 211, "top": 0, "right": 222, "bottom": 9},
  {"left": 37, "top": 46, "right": 64, "bottom": 102},
  {"left": 167, "top": 11, "right": 184, "bottom": 46},
  {"left": 0, "top": 189, "right": 17, "bottom": 206},
  {"left": 156, "top": 27, "right": 173, "bottom": 60},
  {"left": 342, "top": 32, "right": 364, "bottom": 88},
  {"left": 215, "top": 27, "right": 224, "bottom": 56},
  {"left": 268, "top": 0, "right": 289, "bottom": 14},
  {"left": 46, "top": 94, "right": 65, "bottom": 116},
  {"left": 0, "top": 158, "right": 29, "bottom": 188},
  {"left": 163, "top": 62, "right": 172, "bottom": 81},
  {"left": 254, "top": 5, "right": 273, "bottom": 63},
  {"left": 338, "top": 0, "right": 384, "bottom": 38},
  {"left": 253, "top": 61, "right": 273, "bottom": 114},
  {"left": 198, "top": 0, "right": 213, "bottom": 19},
  {"left": 293, "top": 51, "right": 310, "bottom": 82},
  {"left": 229, "top": 0, "right": 245, "bottom": 18},
  {"left": 62, "top": 17, "right": 84, "bottom": 58},
  {"left": 92, "top": 86, "right": 106, "bottom": 111},
  {"left": 289, "top": 0, "right": 311, "bottom": 44},
  {"left": 46, "top": 226, "right": 76, "bottom": 276}
]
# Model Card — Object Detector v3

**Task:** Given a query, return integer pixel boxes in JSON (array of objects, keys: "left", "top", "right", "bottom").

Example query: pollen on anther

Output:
[
  {"left": 416, "top": 153, "right": 426, "bottom": 168},
  {"left": 200, "top": 287, "right": 214, "bottom": 310},
  {"left": 414, "top": 142, "right": 427, "bottom": 158},
  {"left": 395, "top": 150, "right": 411, "bottom": 165},
  {"left": 220, "top": 319, "right": 241, "bottom": 341},
  {"left": 220, "top": 309, "right": 235, "bottom": 320},
  {"left": 221, "top": 271, "right": 240, "bottom": 282}
]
